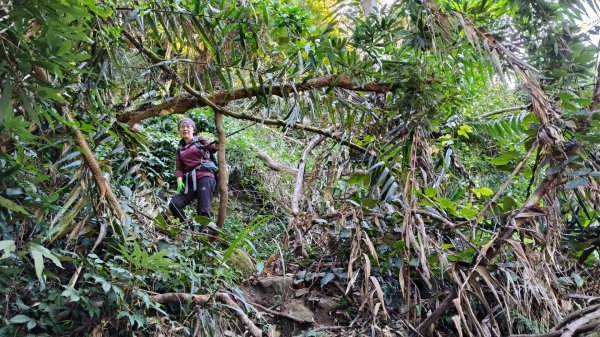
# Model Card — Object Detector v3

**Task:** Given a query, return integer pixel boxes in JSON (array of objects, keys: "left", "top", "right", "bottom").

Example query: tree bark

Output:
[
  {"left": 291, "top": 135, "right": 326, "bottom": 214},
  {"left": 215, "top": 112, "right": 228, "bottom": 229},
  {"left": 117, "top": 76, "right": 396, "bottom": 126},
  {"left": 32, "top": 66, "right": 125, "bottom": 239},
  {"left": 589, "top": 42, "right": 600, "bottom": 112},
  {"left": 257, "top": 150, "right": 298, "bottom": 175}
]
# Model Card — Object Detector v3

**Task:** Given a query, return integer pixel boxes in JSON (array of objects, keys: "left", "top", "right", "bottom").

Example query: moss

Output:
[{"left": 227, "top": 248, "right": 255, "bottom": 279}]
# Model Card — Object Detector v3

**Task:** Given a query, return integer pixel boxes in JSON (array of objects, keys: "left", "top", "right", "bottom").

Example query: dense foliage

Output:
[{"left": 1, "top": 0, "right": 600, "bottom": 336}]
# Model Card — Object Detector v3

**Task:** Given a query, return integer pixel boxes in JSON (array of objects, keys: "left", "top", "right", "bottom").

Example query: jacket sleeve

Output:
[
  {"left": 175, "top": 150, "right": 184, "bottom": 179},
  {"left": 198, "top": 136, "right": 218, "bottom": 153}
]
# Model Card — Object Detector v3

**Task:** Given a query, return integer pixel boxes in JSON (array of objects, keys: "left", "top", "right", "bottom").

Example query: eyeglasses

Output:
[{"left": 179, "top": 125, "right": 194, "bottom": 130}]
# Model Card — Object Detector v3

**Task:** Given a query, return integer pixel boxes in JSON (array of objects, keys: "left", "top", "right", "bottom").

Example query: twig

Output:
[
  {"left": 415, "top": 289, "right": 458, "bottom": 336},
  {"left": 479, "top": 105, "right": 531, "bottom": 118},
  {"left": 475, "top": 142, "right": 538, "bottom": 222},
  {"left": 193, "top": 305, "right": 201, "bottom": 337},
  {"left": 415, "top": 210, "right": 459, "bottom": 229},
  {"left": 250, "top": 301, "right": 313, "bottom": 323},
  {"left": 562, "top": 294, "right": 600, "bottom": 302}
]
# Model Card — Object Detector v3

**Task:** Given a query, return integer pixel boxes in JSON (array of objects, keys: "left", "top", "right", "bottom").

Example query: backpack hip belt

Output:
[{"left": 183, "top": 162, "right": 218, "bottom": 194}]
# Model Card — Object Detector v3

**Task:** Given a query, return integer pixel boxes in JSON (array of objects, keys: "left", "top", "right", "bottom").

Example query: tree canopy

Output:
[{"left": 1, "top": 0, "right": 600, "bottom": 336}]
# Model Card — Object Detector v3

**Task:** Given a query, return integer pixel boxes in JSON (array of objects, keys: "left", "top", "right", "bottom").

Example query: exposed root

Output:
[{"left": 149, "top": 292, "right": 262, "bottom": 337}]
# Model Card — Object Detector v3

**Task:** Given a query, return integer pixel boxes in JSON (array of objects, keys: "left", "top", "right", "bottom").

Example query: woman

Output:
[{"left": 169, "top": 118, "right": 218, "bottom": 226}]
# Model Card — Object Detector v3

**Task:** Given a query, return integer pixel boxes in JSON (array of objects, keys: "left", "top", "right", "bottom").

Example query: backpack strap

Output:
[{"left": 178, "top": 137, "right": 217, "bottom": 194}]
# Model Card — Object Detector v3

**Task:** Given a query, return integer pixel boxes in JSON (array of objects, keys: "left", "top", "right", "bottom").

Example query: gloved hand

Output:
[{"left": 177, "top": 180, "right": 184, "bottom": 193}]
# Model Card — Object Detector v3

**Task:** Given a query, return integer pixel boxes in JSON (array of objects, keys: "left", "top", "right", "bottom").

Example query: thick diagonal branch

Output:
[
  {"left": 33, "top": 66, "right": 125, "bottom": 238},
  {"left": 117, "top": 76, "right": 396, "bottom": 125},
  {"left": 257, "top": 150, "right": 298, "bottom": 175}
]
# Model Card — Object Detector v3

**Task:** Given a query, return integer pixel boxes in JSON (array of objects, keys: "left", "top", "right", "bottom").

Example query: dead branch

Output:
[
  {"left": 508, "top": 323, "right": 597, "bottom": 337},
  {"left": 560, "top": 308, "right": 600, "bottom": 337},
  {"left": 563, "top": 294, "right": 600, "bottom": 302},
  {"left": 256, "top": 149, "right": 368, "bottom": 177},
  {"left": 479, "top": 104, "right": 531, "bottom": 118},
  {"left": 291, "top": 135, "right": 327, "bottom": 214},
  {"left": 256, "top": 150, "right": 298, "bottom": 175},
  {"left": 149, "top": 292, "right": 262, "bottom": 337},
  {"left": 416, "top": 289, "right": 458, "bottom": 336},
  {"left": 215, "top": 112, "right": 228, "bottom": 229},
  {"left": 554, "top": 304, "right": 600, "bottom": 331}
]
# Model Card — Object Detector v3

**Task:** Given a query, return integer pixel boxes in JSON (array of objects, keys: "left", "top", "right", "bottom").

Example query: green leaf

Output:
[
  {"left": 502, "top": 196, "right": 517, "bottom": 211},
  {"left": 566, "top": 178, "right": 588, "bottom": 189},
  {"left": 347, "top": 173, "right": 368, "bottom": 186},
  {"left": 459, "top": 207, "right": 479, "bottom": 219},
  {"left": 571, "top": 273, "right": 584, "bottom": 288},
  {"left": 61, "top": 286, "right": 81, "bottom": 302},
  {"left": 0, "top": 195, "right": 30, "bottom": 215},
  {"left": 457, "top": 124, "right": 473, "bottom": 138},
  {"left": 361, "top": 198, "right": 378, "bottom": 208},
  {"left": 26, "top": 319, "right": 37, "bottom": 330},
  {"left": 30, "top": 248, "right": 44, "bottom": 280},
  {"left": 565, "top": 168, "right": 592, "bottom": 176},
  {"left": 31, "top": 243, "right": 63, "bottom": 268},
  {"left": 0, "top": 79, "right": 12, "bottom": 123},
  {"left": 9, "top": 314, "right": 33, "bottom": 324},
  {"left": 120, "top": 185, "right": 133, "bottom": 198},
  {"left": 434, "top": 197, "right": 457, "bottom": 210},
  {"left": 28, "top": 243, "right": 63, "bottom": 281},
  {"left": 0, "top": 240, "right": 16, "bottom": 259},
  {"left": 489, "top": 156, "right": 511, "bottom": 166},
  {"left": 472, "top": 187, "right": 493, "bottom": 198},
  {"left": 424, "top": 187, "right": 437, "bottom": 197},
  {"left": 320, "top": 272, "right": 335, "bottom": 288}
]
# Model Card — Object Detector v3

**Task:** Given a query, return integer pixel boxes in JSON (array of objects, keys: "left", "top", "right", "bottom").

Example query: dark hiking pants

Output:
[{"left": 169, "top": 176, "right": 216, "bottom": 223}]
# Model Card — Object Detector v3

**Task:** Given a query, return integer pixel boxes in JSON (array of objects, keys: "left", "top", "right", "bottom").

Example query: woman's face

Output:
[{"left": 179, "top": 123, "right": 195, "bottom": 142}]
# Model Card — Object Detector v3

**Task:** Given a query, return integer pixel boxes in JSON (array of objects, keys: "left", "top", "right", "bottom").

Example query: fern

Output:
[{"left": 471, "top": 112, "right": 536, "bottom": 140}]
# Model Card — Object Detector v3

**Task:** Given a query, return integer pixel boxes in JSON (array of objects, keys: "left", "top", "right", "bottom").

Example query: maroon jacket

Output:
[{"left": 176, "top": 136, "right": 218, "bottom": 181}]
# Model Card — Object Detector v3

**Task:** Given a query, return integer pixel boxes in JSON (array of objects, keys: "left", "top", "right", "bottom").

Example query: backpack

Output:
[
  {"left": 177, "top": 136, "right": 218, "bottom": 169},
  {"left": 177, "top": 136, "right": 219, "bottom": 194}
]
